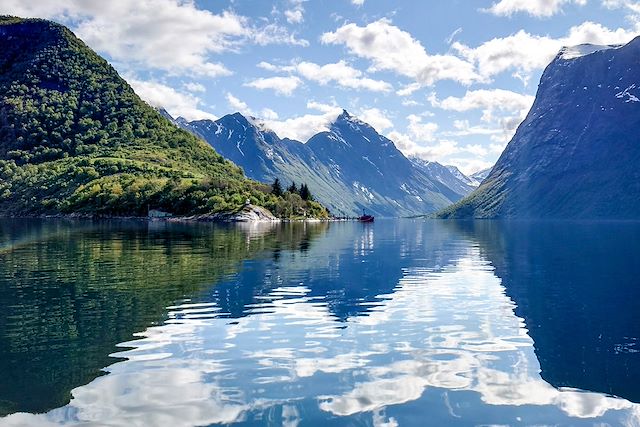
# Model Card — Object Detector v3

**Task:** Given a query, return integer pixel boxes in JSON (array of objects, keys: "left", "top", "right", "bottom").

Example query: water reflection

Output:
[
  {"left": 0, "top": 219, "right": 327, "bottom": 416},
  {"left": 0, "top": 219, "right": 639, "bottom": 426},
  {"left": 453, "top": 221, "right": 640, "bottom": 402}
]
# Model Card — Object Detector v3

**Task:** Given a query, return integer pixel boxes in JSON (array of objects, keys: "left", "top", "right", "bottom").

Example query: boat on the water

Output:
[{"left": 358, "top": 210, "right": 374, "bottom": 222}]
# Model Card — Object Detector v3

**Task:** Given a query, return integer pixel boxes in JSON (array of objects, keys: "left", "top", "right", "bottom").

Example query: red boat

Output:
[{"left": 358, "top": 210, "right": 375, "bottom": 222}]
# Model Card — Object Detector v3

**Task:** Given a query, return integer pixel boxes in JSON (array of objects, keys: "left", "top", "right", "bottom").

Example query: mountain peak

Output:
[
  {"left": 337, "top": 109, "right": 351, "bottom": 120},
  {"left": 558, "top": 43, "right": 623, "bottom": 60},
  {"left": 228, "top": 111, "right": 250, "bottom": 123},
  {"left": 331, "top": 109, "right": 370, "bottom": 130},
  {"left": 219, "top": 112, "right": 272, "bottom": 133},
  {"left": 556, "top": 36, "right": 640, "bottom": 61}
]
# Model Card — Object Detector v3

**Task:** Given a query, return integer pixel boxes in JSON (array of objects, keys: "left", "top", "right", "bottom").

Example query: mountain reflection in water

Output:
[{"left": 0, "top": 219, "right": 639, "bottom": 426}]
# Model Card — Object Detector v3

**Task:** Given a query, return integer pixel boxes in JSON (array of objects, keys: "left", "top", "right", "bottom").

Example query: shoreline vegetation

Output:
[{"left": 0, "top": 204, "right": 356, "bottom": 222}]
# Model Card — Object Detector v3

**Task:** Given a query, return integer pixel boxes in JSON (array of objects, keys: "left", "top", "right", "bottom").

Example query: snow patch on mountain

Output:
[
  {"left": 445, "top": 165, "right": 480, "bottom": 187},
  {"left": 559, "top": 43, "right": 622, "bottom": 60},
  {"left": 616, "top": 84, "right": 639, "bottom": 103},
  {"left": 352, "top": 181, "right": 375, "bottom": 200}
]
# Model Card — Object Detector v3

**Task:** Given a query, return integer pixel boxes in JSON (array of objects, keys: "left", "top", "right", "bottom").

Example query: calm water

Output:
[{"left": 0, "top": 219, "right": 639, "bottom": 426}]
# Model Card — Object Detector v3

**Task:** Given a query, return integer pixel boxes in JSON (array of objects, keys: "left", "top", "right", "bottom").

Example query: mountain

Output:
[
  {"left": 440, "top": 37, "right": 640, "bottom": 219},
  {"left": 0, "top": 17, "right": 327, "bottom": 218},
  {"left": 183, "top": 110, "right": 474, "bottom": 216},
  {"left": 469, "top": 167, "right": 492, "bottom": 185},
  {"left": 410, "top": 158, "right": 477, "bottom": 197},
  {"left": 445, "top": 165, "right": 480, "bottom": 187},
  {"left": 184, "top": 113, "right": 303, "bottom": 183}
]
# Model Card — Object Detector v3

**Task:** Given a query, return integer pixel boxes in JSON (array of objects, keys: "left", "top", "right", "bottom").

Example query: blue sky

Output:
[{"left": 3, "top": 0, "right": 640, "bottom": 173}]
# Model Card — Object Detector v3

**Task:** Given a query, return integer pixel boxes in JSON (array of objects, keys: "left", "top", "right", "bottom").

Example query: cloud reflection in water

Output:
[{"left": 3, "top": 235, "right": 639, "bottom": 426}]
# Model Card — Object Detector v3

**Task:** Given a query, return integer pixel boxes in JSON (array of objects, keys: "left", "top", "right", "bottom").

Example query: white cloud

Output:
[
  {"left": 260, "top": 108, "right": 279, "bottom": 120},
  {"left": 264, "top": 110, "right": 342, "bottom": 142},
  {"left": 323, "top": 16, "right": 637, "bottom": 91},
  {"left": 183, "top": 82, "right": 206, "bottom": 93},
  {"left": 129, "top": 78, "right": 216, "bottom": 121},
  {"left": 2, "top": 0, "right": 245, "bottom": 77},
  {"left": 257, "top": 61, "right": 286, "bottom": 72},
  {"left": 258, "top": 60, "right": 392, "bottom": 92},
  {"left": 284, "top": 9, "right": 304, "bottom": 23},
  {"left": 441, "top": 118, "right": 519, "bottom": 144},
  {"left": 307, "top": 100, "right": 342, "bottom": 114},
  {"left": 396, "top": 83, "right": 421, "bottom": 97},
  {"left": 296, "top": 61, "right": 392, "bottom": 92},
  {"left": 406, "top": 114, "right": 439, "bottom": 142},
  {"left": 226, "top": 93, "right": 253, "bottom": 116},
  {"left": 429, "top": 89, "right": 534, "bottom": 140},
  {"left": 352, "top": 0, "right": 366, "bottom": 5},
  {"left": 453, "top": 32, "right": 557, "bottom": 81},
  {"left": 244, "top": 76, "right": 303, "bottom": 96},
  {"left": 453, "top": 21, "right": 637, "bottom": 82},
  {"left": 386, "top": 115, "right": 441, "bottom": 160},
  {"left": 431, "top": 89, "right": 534, "bottom": 115},
  {"left": 284, "top": 0, "right": 305, "bottom": 24},
  {"left": 357, "top": 108, "right": 393, "bottom": 131},
  {"left": 603, "top": 0, "right": 640, "bottom": 12},
  {"left": 485, "top": 0, "right": 587, "bottom": 17},
  {"left": 391, "top": 133, "right": 460, "bottom": 158},
  {"left": 321, "top": 19, "right": 480, "bottom": 86},
  {"left": 450, "top": 120, "right": 503, "bottom": 136},
  {"left": 2, "top": 0, "right": 309, "bottom": 77},
  {"left": 401, "top": 99, "right": 422, "bottom": 107},
  {"left": 489, "top": 142, "right": 508, "bottom": 154},
  {"left": 250, "top": 23, "right": 309, "bottom": 46}
]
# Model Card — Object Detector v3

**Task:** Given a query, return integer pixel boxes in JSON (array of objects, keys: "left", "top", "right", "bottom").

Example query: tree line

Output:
[{"left": 271, "top": 178, "right": 314, "bottom": 201}]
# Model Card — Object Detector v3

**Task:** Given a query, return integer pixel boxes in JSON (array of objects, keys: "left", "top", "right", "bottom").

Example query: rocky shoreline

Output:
[
  {"left": 172, "top": 204, "right": 280, "bottom": 223},
  {"left": 5, "top": 204, "right": 338, "bottom": 223}
]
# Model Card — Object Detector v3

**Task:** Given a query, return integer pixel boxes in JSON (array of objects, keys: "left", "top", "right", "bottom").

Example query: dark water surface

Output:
[{"left": 0, "top": 219, "right": 639, "bottom": 426}]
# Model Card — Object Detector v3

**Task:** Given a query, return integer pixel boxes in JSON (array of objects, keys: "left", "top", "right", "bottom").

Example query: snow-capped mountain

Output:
[
  {"left": 445, "top": 165, "right": 477, "bottom": 186},
  {"left": 184, "top": 113, "right": 287, "bottom": 182},
  {"left": 175, "top": 110, "right": 475, "bottom": 216},
  {"left": 410, "top": 158, "right": 477, "bottom": 195},
  {"left": 441, "top": 37, "right": 640, "bottom": 219}
]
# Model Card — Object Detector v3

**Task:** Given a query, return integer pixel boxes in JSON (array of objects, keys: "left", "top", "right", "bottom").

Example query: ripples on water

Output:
[{"left": 0, "top": 219, "right": 639, "bottom": 426}]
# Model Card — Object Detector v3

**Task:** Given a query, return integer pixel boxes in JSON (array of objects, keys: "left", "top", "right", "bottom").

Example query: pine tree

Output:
[
  {"left": 300, "top": 183, "right": 313, "bottom": 201},
  {"left": 287, "top": 181, "right": 298, "bottom": 194},
  {"left": 271, "top": 178, "right": 283, "bottom": 197}
]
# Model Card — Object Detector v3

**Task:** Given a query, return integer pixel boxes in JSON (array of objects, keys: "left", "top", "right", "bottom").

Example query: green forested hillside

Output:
[{"left": 0, "top": 16, "right": 327, "bottom": 218}]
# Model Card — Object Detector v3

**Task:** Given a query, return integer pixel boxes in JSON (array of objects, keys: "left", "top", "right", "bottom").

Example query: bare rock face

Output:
[{"left": 199, "top": 205, "right": 279, "bottom": 222}]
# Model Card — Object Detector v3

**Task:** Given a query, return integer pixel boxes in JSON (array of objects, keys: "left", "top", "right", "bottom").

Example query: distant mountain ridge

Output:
[
  {"left": 177, "top": 110, "right": 476, "bottom": 216},
  {"left": 469, "top": 167, "right": 492, "bottom": 185},
  {"left": 440, "top": 37, "right": 640, "bottom": 219}
]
